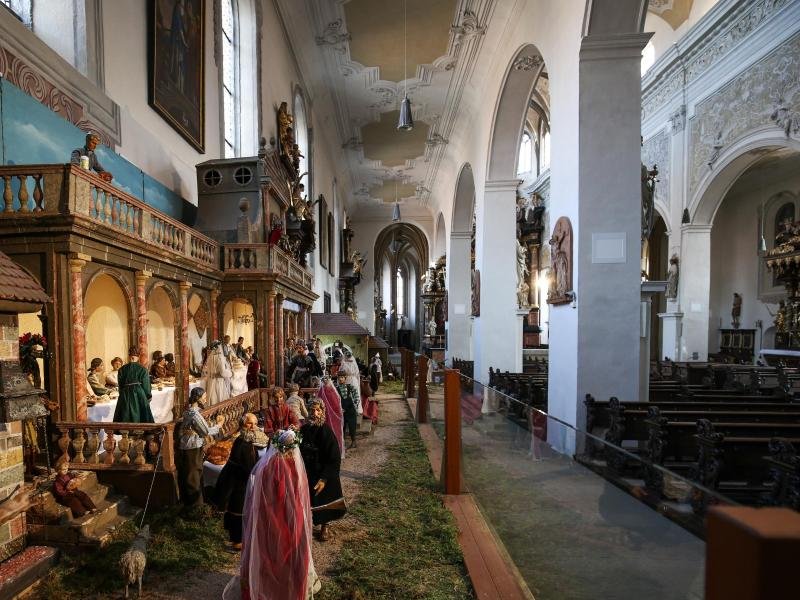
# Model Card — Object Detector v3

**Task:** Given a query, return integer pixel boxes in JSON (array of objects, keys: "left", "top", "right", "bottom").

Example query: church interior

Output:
[{"left": 0, "top": 0, "right": 799, "bottom": 598}]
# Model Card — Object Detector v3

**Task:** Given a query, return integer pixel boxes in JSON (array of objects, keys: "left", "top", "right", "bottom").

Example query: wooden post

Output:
[
  {"left": 706, "top": 506, "right": 800, "bottom": 600},
  {"left": 443, "top": 368, "right": 462, "bottom": 495},
  {"left": 178, "top": 282, "right": 191, "bottom": 416},
  {"left": 407, "top": 351, "right": 416, "bottom": 399},
  {"left": 417, "top": 354, "right": 428, "bottom": 424}
]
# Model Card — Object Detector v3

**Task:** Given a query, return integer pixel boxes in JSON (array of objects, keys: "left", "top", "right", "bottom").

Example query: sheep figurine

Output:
[{"left": 119, "top": 524, "right": 150, "bottom": 598}]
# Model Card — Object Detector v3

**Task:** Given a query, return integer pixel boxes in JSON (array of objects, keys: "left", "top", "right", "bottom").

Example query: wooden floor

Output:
[{"left": 410, "top": 396, "right": 534, "bottom": 600}]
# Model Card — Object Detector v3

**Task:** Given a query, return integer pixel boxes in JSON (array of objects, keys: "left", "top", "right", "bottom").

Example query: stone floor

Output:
[{"left": 428, "top": 391, "right": 706, "bottom": 600}]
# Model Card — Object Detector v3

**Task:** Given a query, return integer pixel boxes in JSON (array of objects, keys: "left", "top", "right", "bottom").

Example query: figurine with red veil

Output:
[
  {"left": 223, "top": 430, "right": 321, "bottom": 600},
  {"left": 316, "top": 376, "right": 345, "bottom": 459}
]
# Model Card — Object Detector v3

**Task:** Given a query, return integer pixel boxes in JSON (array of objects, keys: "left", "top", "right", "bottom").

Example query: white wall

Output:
[{"left": 103, "top": 0, "right": 221, "bottom": 203}]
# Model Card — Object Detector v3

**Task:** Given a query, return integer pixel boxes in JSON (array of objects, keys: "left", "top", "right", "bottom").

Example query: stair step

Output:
[
  {"left": 82, "top": 514, "right": 140, "bottom": 547},
  {"left": 28, "top": 480, "right": 112, "bottom": 524},
  {"left": 28, "top": 495, "right": 139, "bottom": 547}
]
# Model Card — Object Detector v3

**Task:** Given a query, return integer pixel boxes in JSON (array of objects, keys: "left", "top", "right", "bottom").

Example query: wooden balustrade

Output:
[
  {"left": 54, "top": 422, "right": 175, "bottom": 472},
  {"left": 0, "top": 164, "right": 315, "bottom": 285},
  {"left": 200, "top": 389, "right": 264, "bottom": 439}
]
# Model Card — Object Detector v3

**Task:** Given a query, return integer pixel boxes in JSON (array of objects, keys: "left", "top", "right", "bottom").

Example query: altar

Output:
[{"left": 759, "top": 349, "right": 800, "bottom": 368}]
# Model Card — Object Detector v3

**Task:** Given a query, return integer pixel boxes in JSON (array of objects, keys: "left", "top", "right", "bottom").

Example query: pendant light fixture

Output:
[
  {"left": 392, "top": 178, "right": 402, "bottom": 222},
  {"left": 759, "top": 199, "right": 767, "bottom": 253},
  {"left": 397, "top": 0, "right": 414, "bottom": 130}
]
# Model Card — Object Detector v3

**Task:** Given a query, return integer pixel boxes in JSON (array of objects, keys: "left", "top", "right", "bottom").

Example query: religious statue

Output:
[
  {"left": 548, "top": 217, "right": 573, "bottom": 305},
  {"left": 517, "top": 280, "right": 531, "bottom": 309},
  {"left": 471, "top": 269, "right": 480, "bottom": 317},
  {"left": 665, "top": 254, "right": 679, "bottom": 300},
  {"left": 731, "top": 293, "right": 742, "bottom": 329},
  {"left": 641, "top": 160, "right": 658, "bottom": 241},
  {"left": 277, "top": 102, "right": 294, "bottom": 154},
  {"left": 428, "top": 318, "right": 437, "bottom": 338},
  {"left": 775, "top": 300, "right": 787, "bottom": 333},
  {"left": 423, "top": 266, "right": 437, "bottom": 294},
  {"left": 516, "top": 239, "right": 529, "bottom": 285},
  {"left": 350, "top": 250, "right": 366, "bottom": 277}
]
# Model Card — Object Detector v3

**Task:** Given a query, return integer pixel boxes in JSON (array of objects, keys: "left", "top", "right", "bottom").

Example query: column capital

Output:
[
  {"left": 580, "top": 32, "right": 653, "bottom": 61},
  {"left": 135, "top": 269, "right": 152, "bottom": 282},
  {"left": 68, "top": 254, "right": 91, "bottom": 272},
  {"left": 267, "top": 290, "right": 277, "bottom": 299},
  {"left": 179, "top": 281, "right": 192, "bottom": 292},
  {"left": 210, "top": 287, "right": 221, "bottom": 299},
  {"left": 681, "top": 224, "right": 713, "bottom": 235},
  {"left": 484, "top": 179, "right": 521, "bottom": 193}
]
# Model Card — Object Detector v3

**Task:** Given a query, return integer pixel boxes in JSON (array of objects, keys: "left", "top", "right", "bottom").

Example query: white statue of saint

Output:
[{"left": 516, "top": 239, "right": 529, "bottom": 285}]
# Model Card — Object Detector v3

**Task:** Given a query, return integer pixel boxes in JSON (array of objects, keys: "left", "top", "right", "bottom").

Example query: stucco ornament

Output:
[{"left": 689, "top": 34, "right": 800, "bottom": 197}]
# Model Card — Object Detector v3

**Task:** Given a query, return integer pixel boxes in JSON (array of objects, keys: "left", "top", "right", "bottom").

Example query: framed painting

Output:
[{"left": 148, "top": 0, "right": 205, "bottom": 152}]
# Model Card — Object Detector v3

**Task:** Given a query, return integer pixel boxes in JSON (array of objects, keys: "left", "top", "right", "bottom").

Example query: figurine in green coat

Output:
[{"left": 113, "top": 347, "right": 155, "bottom": 423}]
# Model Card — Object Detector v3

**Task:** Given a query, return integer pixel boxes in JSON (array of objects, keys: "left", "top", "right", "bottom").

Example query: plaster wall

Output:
[
  {"left": 102, "top": 0, "right": 220, "bottom": 204},
  {"left": 84, "top": 274, "right": 130, "bottom": 371},
  {"left": 146, "top": 286, "right": 176, "bottom": 357}
]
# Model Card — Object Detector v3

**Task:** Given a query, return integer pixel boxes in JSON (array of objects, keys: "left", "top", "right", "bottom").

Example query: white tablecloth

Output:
[{"left": 87, "top": 381, "right": 202, "bottom": 424}]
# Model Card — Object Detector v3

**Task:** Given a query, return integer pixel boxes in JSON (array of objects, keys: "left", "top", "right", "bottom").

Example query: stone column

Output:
[
  {"left": 550, "top": 32, "right": 652, "bottom": 434},
  {"left": 69, "top": 254, "right": 91, "bottom": 421},
  {"left": 641, "top": 282, "right": 667, "bottom": 402},
  {"left": 135, "top": 270, "right": 152, "bottom": 365},
  {"left": 446, "top": 231, "right": 472, "bottom": 365},
  {"left": 299, "top": 304, "right": 308, "bottom": 341},
  {"left": 179, "top": 282, "right": 191, "bottom": 415},
  {"left": 474, "top": 180, "right": 519, "bottom": 382},
  {"left": 210, "top": 288, "right": 220, "bottom": 341},
  {"left": 277, "top": 294, "right": 285, "bottom": 387},
  {"left": 515, "top": 309, "right": 528, "bottom": 373},
  {"left": 267, "top": 291, "right": 276, "bottom": 385},
  {"left": 677, "top": 225, "right": 712, "bottom": 361}
]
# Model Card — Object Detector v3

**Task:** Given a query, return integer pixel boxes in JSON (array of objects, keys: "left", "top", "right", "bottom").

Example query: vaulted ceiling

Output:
[{"left": 277, "top": 0, "right": 489, "bottom": 214}]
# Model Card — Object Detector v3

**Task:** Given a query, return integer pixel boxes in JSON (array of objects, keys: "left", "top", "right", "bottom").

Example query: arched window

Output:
[
  {"left": 294, "top": 90, "right": 310, "bottom": 182},
  {"left": 2, "top": 0, "right": 31, "bottom": 25},
  {"left": 517, "top": 131, "right": 533, "bottom": 176},
  {"left": 540, "top": 130, "right": 551, "bottom": 173},
  {"left": 221, "top": 0, "right": 240, "bottom": 157},
  {"left": 396, "top": 267, "right": 405, "bottom": 318}
]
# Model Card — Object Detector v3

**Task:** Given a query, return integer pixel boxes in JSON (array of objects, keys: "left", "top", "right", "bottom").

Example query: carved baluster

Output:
[
  {"left": 32, "top": 174, "right": 44, "bottom": 211},
  {"left": 2, "top": 175, "right": 13, "bottom": 212},
  {"left": 94, "top": 187, "right": 103, "bottom": 221},
  {"left": 110, "top": 195, "right": 119, "bottom": 226},
  {"left": 86, "top": 428, "right": 100, "bottom": 464},
  {"left": 71, "top": 428, "right": 86, "bottom": 463},
  {"left": 132, "top": 432, "right": 146, "bottom": 465},
  {"left": 118, "top": 430, "right": 131, "bottom": 464},
  {"left": 104, "top": 191, "right": 112, "bottom": 222},
  {"left": 103, "top": 429, "right": 117, "bottom": 464},
  {"left": 57, "top": 427, "right": 71, "bottom": 464},
  {"left": 18, "top": 175, "right": 30, "bottom": 212}
]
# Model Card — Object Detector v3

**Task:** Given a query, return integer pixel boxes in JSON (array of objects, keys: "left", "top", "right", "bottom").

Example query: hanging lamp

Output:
[
  {"left": 759, "top": 199, "right": 767, "bottom": 253},
  {"left": 397, "top": 0, "right": 414, "bottom": 130},
  {"left": 392, "top": 178, "right": 402, "bottom": 222}
]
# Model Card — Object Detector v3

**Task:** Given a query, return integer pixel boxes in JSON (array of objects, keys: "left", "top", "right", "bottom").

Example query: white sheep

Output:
[{"left": 119, "top": 524, "right": 150, "bottom": 598}]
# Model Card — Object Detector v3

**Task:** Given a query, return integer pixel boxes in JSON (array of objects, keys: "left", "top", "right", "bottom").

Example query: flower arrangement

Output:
[
  {"left": 270, "top": 428, "right": 302, "bottom": 454},
  {"left": 18, "top": 332, "right": 47, "bottom": 374}
]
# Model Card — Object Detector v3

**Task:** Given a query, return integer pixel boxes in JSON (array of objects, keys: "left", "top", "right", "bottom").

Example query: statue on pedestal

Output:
[
  {"left": 731, "top": 293, "right": 742, "bottom": 329},
  {"left": 516, "top": 239, "right": 529, "bottom": 286},
  {"left": 517, "top": 281, "right": 531, "bottom": 309},
  {"left": 428, "top": 318, "right": 437, "bottom": 338},
  {"left": 665, "top": 254, "right": 679, "bottom": 300}
]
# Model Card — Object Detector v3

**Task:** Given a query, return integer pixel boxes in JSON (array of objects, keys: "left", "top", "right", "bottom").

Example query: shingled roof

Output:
[
  {"left": 0, "top": 251, "right": 50, "bottom": 313},
  {"left": 311, "top": 312, "right": 370, "bottom": 336},
  {"left": 369, "top": 335, "right": 389, "bottom": 349}
]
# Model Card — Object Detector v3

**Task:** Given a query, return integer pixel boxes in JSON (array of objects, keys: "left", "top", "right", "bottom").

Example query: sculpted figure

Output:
[
  {"left": 665, "top": 254, "right": 679, "bottom": 300},
  {"left": 516, "top": 239, "right": 529, "bottom": 286},
  {"left": 71, "top": 133, "right": 113, "bottom": 182},
  {"left": 517, "top": 281, "right": 531, "bottom": 309},
  {"left": 731, "top": 293, "right": 742, "bottom": 329}
]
